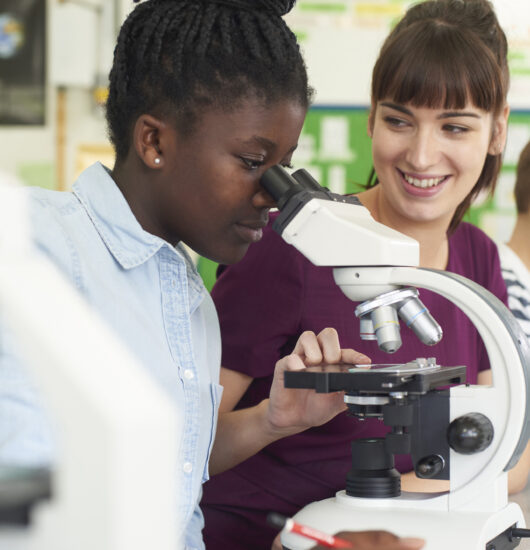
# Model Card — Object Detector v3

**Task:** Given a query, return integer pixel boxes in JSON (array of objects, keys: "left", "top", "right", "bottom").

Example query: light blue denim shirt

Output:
[{"left": 0, "top": 162, "right": 222, "bottom": 549}]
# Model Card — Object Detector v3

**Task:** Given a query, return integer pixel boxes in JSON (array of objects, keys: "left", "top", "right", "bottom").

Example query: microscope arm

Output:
[{"left": 335, "top": 265, "right": 530, "bottom": 509}]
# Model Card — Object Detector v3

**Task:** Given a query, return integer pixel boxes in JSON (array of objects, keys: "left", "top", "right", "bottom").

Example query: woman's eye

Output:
[
  {"left": 384, "top": 116, "right": 408, "bottom": 128},
  {"left": 240, "top": 157, "right": 264, "bottom": 170},
  {"left": 444, "top": 124, "right": 468, "bottom": 134},
  {"left": 281, "top": 162, "right": 294, "bottom": 170}
]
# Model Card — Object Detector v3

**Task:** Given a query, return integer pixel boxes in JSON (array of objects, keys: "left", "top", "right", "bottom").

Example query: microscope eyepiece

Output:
[
  {"left": 259, "top": 165, "right": 304, "bottom": 210},
  {"left": 291, "top": 169, "right": 323, "bottom": 192},
  {"left": 260, "top": 165, "right": 363, "bottom": 213}
]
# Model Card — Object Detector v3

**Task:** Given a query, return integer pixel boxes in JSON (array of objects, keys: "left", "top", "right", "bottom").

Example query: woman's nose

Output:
[{"left": 405, "top": 128, "right": 440, "bottom": 170}]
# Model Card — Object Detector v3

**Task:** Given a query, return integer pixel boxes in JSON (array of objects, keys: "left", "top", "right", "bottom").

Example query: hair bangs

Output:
[{"left": 372, "top": 21, "right": 505, "bottom": 114}]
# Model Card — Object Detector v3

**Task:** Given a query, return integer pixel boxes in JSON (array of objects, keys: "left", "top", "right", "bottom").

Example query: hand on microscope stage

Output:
[
  {"left": 266, "top": 328, "right": 370, "bottom": 436},
  {"left": 309, "top": 530, "right": 425, "bottom": 550},
  {"left": 209, "top": 329, "right": 369, "bottom": 476}
]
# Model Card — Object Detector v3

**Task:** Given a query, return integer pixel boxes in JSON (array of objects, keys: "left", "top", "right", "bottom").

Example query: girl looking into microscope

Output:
[
  {"left": 0, "top": 1, "right": 377, "bottom": 548},
  {"left": 201, "top": 1, "right": 530, "bottom": 549}
]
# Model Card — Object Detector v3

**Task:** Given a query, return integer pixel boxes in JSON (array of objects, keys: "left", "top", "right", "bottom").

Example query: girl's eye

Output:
[
  {"left": 240, "top": 157, "right": 264, "bottom": 170},
  {"left": 281, "top": 162, "right": 294, "bottom": 170}
]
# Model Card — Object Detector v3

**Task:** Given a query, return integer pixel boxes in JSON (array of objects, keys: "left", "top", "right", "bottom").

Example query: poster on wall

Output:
[{"left": 0, "top": 0, "right": 46, "bottom": 125}]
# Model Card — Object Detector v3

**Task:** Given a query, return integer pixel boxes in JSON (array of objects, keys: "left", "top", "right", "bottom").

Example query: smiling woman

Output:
[
  {"left": 364, "top": 0, "right": 509, "bottom": 242},
  {"left": 200, "top": 1, "right": 530, "bottom": 549},
  {"left": 364, "top": 101, "right": 505, "bottom": 265}
]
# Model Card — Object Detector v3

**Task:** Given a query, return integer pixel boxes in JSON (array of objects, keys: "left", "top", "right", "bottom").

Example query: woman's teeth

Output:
[{"left": 403, "top": 173, "right": 445, "bottom": 188}]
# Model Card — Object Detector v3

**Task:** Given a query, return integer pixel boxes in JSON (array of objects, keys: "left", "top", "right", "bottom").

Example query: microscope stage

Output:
[{"left": 284, "top": 362, "right": 466, "bottom": 394}]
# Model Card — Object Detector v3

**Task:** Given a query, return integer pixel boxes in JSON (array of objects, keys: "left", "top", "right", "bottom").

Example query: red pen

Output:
[{"left": 267, "top": 512, "right": 354, "bottom": 549}]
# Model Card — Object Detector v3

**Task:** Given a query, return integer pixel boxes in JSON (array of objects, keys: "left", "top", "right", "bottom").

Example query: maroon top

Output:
[{"left": 201, "top": 215, "right": 508, "bottom": 550}]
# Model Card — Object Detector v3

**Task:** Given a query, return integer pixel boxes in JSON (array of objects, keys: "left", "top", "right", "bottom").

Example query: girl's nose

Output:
[{"left": 252, "top": 186, "right": 277, "bottom": 209}]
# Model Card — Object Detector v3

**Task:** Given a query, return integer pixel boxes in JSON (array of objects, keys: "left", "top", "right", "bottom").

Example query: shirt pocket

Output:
[{"left": 202, "top": 382, "right": 224, "bottom": 483}]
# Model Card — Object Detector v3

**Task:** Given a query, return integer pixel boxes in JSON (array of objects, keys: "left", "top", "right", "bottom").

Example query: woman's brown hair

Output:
[{"left": 514, "top": 141, "right": 530, "bottom": 214}]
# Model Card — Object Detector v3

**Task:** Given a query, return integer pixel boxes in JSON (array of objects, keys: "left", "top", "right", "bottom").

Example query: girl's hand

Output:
[{"left": 266, "top": 328, "right": 370, "bottom": 435}]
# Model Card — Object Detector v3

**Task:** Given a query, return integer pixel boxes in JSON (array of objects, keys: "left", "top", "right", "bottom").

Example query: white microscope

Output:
[{"left": 260, "top": 166, "right": 530, "bottom": 550}]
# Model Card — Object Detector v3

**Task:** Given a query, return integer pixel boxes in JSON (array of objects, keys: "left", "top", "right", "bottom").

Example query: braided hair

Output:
[{"left": 106, "top": 0, "right": 311, "bottom": 160}]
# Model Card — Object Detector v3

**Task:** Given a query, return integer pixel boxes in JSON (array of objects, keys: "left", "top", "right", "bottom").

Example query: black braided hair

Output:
[{"left": 106, "top": 0, "right": 311, "bottom": 160}]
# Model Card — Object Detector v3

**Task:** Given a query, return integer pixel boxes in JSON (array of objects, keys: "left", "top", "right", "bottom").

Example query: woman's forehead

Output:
[{"left": 376, "top": 97, "right": 488, "bottom": 114}]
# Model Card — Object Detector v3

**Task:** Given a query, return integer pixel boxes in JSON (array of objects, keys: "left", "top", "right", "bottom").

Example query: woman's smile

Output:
[{"left": 397, "top": 168, "right": 450, "bottom": 197}]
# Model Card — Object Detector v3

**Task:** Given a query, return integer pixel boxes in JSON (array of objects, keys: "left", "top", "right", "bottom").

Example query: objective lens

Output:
[
  {"left": 359, "top": 314, "right": 377, "bottom": 341},
  {"left": 371, "top": 305, "right": 402, "bottom": 353},
  {"left": 398, "top": 297, "right": 443, "bottom": 346}
]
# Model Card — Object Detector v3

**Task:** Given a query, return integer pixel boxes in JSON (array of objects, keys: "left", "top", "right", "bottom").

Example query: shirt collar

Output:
[
  {"left": 72, "top": 162, "right": 166, "bottom": 269},
  {"left": 72, "top": 162, "right": 204, "bottom": 293}
]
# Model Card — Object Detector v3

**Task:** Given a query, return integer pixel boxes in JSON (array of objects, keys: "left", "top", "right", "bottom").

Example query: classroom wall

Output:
[{"left": 0, "top": 0, "right": 124, "bottom": 187}]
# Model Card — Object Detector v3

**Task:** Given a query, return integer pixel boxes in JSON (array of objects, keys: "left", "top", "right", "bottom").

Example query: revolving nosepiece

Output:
[{"left": 356, "top": 287, "right": 442, "bottom": 353}]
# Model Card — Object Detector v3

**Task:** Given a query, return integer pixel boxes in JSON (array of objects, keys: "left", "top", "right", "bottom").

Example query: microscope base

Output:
[{"left": 281, "top": 491, "right": 525, "bottom": 550}]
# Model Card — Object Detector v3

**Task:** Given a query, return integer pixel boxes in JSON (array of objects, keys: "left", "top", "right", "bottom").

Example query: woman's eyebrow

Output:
[
  {"left": 380, "top": 102, "right": 482, "bottom": 120},
  {"left": 380, "top": 102, "right": 412, "bottom": 115},
  {"left": 437, "top": 111, "right": 481, "bottom": 119}
]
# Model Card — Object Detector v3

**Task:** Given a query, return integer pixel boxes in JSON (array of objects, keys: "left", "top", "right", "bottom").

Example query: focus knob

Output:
[
  {"left": 447, "top": 413, "right": 494, "bottom": 454},
  {"left": 415, "top": 454, "right": 445, "bottom": 479}
]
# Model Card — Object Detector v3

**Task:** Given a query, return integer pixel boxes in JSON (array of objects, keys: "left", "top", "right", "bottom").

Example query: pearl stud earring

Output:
[{"left": 154, "top": 157, "right": 161, "bottom": 165}]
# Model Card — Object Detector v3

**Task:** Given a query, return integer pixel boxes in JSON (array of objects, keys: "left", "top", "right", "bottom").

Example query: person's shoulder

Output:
[
  {"left": 449, "top": 221, "right": 502, "bottom": 284},
  {"left": 29, "top": 188, "right": 81, "bottom": 238},
  {"left": 451, "top": 220, "right": 495, "bottom": 245},
  {"left": 28, "top": 188, "right": 84, "bottom": 283},
  {"left": 29, "top": 185, "right": 79, "bottom": 210},
  {"left": 450, "top": 221, "right": 499, "bottom": 258}
]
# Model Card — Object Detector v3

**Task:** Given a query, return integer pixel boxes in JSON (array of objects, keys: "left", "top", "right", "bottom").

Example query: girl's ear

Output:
[
  {"left": 488, "top": 104, "right": 510, "bottom": 156},
  {"left": 133, "top": 114, "right": 166, "bottom": 169}
]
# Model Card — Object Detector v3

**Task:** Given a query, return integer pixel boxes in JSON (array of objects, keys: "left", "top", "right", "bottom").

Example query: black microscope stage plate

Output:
[{"left": 284, "top": 363, "right": 467, "bottom": 394}]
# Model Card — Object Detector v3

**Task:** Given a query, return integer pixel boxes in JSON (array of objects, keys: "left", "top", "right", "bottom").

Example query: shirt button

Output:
[
  {"left": 183, "top": 369, "right": 194, "bottom": 380},
  {"left": 183, "top": 462, "right": 193, "bottom": 474},
  {"left": 171, "top": 279, "right": 176, "bottom": 287}
]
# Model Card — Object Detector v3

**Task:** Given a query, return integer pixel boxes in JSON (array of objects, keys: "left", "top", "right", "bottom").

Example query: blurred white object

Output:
[{"left": 0, "top": 176, "right": 182, "bottom": 549}]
